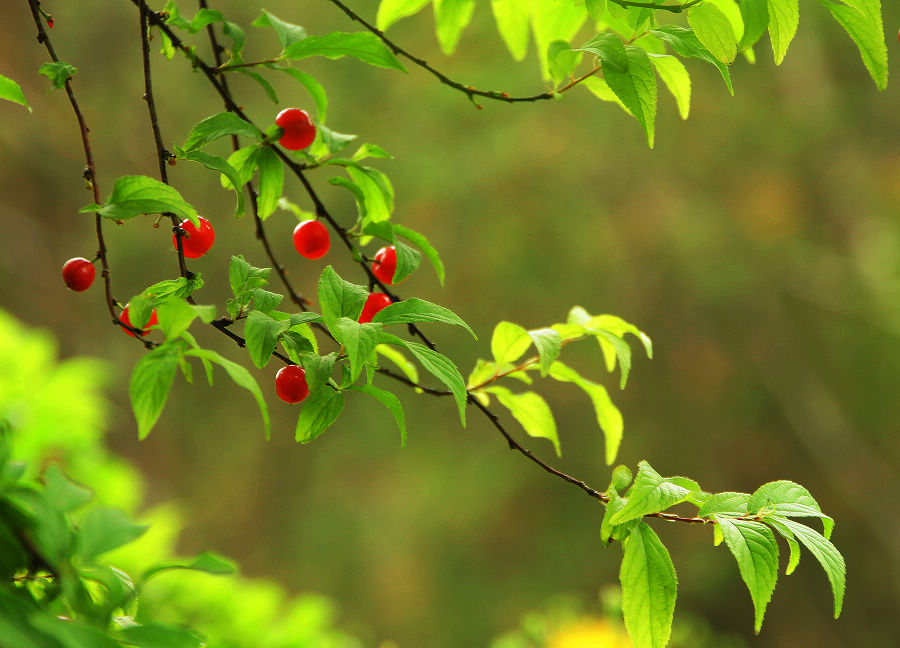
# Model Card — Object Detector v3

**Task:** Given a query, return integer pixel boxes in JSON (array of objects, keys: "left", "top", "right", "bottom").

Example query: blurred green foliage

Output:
[
  {"left": 1, "top": 0, "right": 899, "bottom": 646},
  {"left": 0, "top": 308, "right": 363, "bottom": 646}
]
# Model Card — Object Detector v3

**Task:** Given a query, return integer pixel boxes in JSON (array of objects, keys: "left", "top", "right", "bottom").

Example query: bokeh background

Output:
[{"left": 1, "top": 1, "right": 899, "bottom": 646}]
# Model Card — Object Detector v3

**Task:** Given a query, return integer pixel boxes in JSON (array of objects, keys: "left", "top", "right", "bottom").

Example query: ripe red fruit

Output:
[
  {"left": 359, "top": 293, "right": 393, "bottom": 324},
  {"left": 120, "top": 304, "right": 159, "bottom": 338},
  {"left": 61, "top": 257, "right": 96, "bottom": 292},
  {"left": 275, "top": 365, "right": 309, "bottom": 403},
  {"left": 372, "top": 246, "right": 398, "bottom": 285},
  {"left": 292, "top": 220, "right": 330, "bottom": 259},
  {"left": 173, "top": 216, "right": 215, "bottom": 258},
  {"left": 275, "top": 108, "right": 316, "bottom": 151}
]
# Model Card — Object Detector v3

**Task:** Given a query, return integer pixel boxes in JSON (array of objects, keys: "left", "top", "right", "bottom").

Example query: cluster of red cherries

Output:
[{"left": 63, "top": 108, "right": 404, "bottom": 406}]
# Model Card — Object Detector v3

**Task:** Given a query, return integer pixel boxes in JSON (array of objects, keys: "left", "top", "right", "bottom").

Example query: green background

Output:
[{"left": 1, "top": 1, "right": 898, "bottom": 645}]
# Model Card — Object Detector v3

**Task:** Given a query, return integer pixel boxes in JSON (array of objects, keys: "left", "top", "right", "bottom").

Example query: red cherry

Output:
[
  {"left": 359, "top": 293, "right": 393, "bottom": 324},
  {"left": 120, "top": 304, "right": 159, "bottom": 338},
  {"left": 173, "top": 216, "right": 215, "bottom": 258},
  {"left": 292, "top": 220, "right": 330, "bottom": 259},
  {"left": 372, "top": 246, "right": 398, "bottom": 285},
  {"left": 275, "top": 108, "right": 316, "bottom": 151},
  {"left": 275, "top": 365, "right": 309, "bottom": 403},
  {"left": 61, "top": 257, "right": 96, "bottom": 292}
]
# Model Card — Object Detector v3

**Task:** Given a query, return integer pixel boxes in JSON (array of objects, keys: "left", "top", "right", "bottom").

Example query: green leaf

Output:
[
  {"left": 548, "top": 40, "right": 582, "bottom": 85},
  {"left": 433, "top": 0, "right": 476, "bottom": 55},
  {"left": 316, "top": 124, "right": 359, "bottom": 155},
  {"left": 0, "top": 74, "right": 30, "bottom": 111},
  {"left": 229, "top": 255, "right": 271, "bottom": 297},
  {"left": 181, "top": 112, "right": 261, "bottom": 152},
  {"left": 143, "top": 551, "right": 238, "bottom": 581},
  {"left": 117, "top": 623, "right": 204, "bottom": 648},
  {"left": 619, "top": 522, "right": 678, "bottom": 648},
  {"left": 130, "top": 343, "right": 179, "bottom": 440},
  {"left": 295, "top": 387, "right": 345, "bottom": 442},
  {"left": 766, "top": 0, "right": 799, "bottom": 64},
  {"left": 80, "top": 175, "right": 199, "bottom": 226},
  {"left": 716, "top": 517, "right": 779, "bottom": 632},
  {"left": 530, "top": 0, "right": 588, "bottom": 80},
  {"left": 748, "top": 480, "right": 833, "bottom": 538},
  {"left": 220, "top": 145, "right": 259, "bottom": 189},
  {"left": 175, "top": 149, "right": 246, "bottom": 218},
  {"left": 250, "top": 289, "right": 284, "bottom": 316},
  {"left": 252, "top": 10, "right": 307, "bottom": 49},
  {"left": 649, "top": 54, "right": 691, "bottom": 120},
  {"left": 769, "top": 517, "right": 845, "bottom": 616},
  {"left": 822, "top": 0, "right": 888, "bottom": 90},
  {"left": 527, "top": 328, "right": 561, "bottom": 376},
  {"left": 604, "top": 45, "right": 657, "bottom": 147},
  {"left": 244, "top": 310, "right": 290, "bottom": 369},
  {"left": 333, "top": 317, "right": 382, "bottom": 382},
  {"left": 352, "top": 143, "right": 393, "bottom": 162},
  {"left": 351, "top": 384, "right": 407, "bottom": 446},
  {"left": 586, "top": 0, "right": 607, "bottom": 20},
  {"left": 4, "top": 488, "right": 69, "bottom": 568},
  {"left": 155, "top": 298, "right": 205, "bottom": 340},
  {"left": 739, "top": 0, "right": 770, "bottom": 51},
  {"left": 688, "top": 1, "right": 738, "bottom": 63},
  {"left": 490, "top": 0, "right": 530, "bottom": 61},
  {"left": 255, "top": 147, "right": 284, "bottom": 220},
  {"left": 275, "top": 68, "right": 329, "bottom": 122},
  {"left": 393, "top": 241, "right": 421, "bottom": 283},
  {"left": 484, "top": 386, "right": 560, "bottom": 456},
  {"left": 284, "top": 32, "right": 407, "bottom": 72},
  {"left": 236, "top": 68, "right": 279, "bottom": 103},
  {"left": 698, "top": 491, "right": 751, "bottom": 517},
  {"left": 38, "top": 61, "right": 77, "bottom": 89},
  {"left": 491, "top": 321, "right": 532, "bottom": 367},
  {"left": 378, "top": 0, "right": 431, "bottom": 30},
  {"left": 548, "top": 362, "right": 623, "bottom": 464},
  {"left": 767, "top": 518, "right": 803, "bottom": 574},
  {"left": 184, "top": 348, "right": 271, "bottom": 439},
  {"left": 574, "top": 32, "right": 628, "bottom": 72},
  {"left": 77, "top": 507, "right": 148, "bottom": 559},
  {"left": 42, "top": 464, "right": 92, "bottom": 513},
  {"left": 372, "top": 298, "right": 476, "bottom": 338},
  {"left": 141, "top": 276, "right": 203, "bottom": 302},
  {"left": 301, "top": 352, "right": 337, "bottom": 393},
  {"left": 375, "top": 344, "right": 419, "bottom": 385},
  {"left": 610, "top": 461, "right": 695, "bottom": 524},
  {"left": 392, "top": 224, "right": 445, "bottom": 284},
  {"left": 651, "top": 25, "right": 734, "bottom": 95},
  {"left": 380, "top": 333, "right": 467, "bottom": 425},
  {"left": 317, "top": 266, "right": 369, "bottom": 331}
]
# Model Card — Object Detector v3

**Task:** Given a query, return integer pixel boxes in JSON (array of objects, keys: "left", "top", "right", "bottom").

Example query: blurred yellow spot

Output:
[{"left": 548, "top": 618, "right": 632, "bottom": 648}]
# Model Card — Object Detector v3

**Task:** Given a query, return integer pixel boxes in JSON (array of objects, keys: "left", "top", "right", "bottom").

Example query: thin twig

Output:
[{"left": 138, "top": 0, "right": 191, "bottom": 280}]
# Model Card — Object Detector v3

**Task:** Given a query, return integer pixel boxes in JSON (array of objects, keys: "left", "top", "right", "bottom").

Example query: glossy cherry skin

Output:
[
  {"left": 275, "top": 365, "right": 309, "bottom": 403},
  {"left": 372, "top": 246, "right": 398, "bottom": 285},
  {"left": 292, "top": 220, "right": 330, "bottom": 259},
  {"left": 359, "top": 293, "right": 393, "bottom": 324},
  {"left": 276, "top": 108, "right": 316, "bottom": 151},
  {"left": 62, "top": 257, "right": 96, "bottom": 292},
  {"left": 173, "top": 216, "right": 215, "bottom": 258},
  {"left": 120, "top": 304, "right": 159, "bottom": 338}
]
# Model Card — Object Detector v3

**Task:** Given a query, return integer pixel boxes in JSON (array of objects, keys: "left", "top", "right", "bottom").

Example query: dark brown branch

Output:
[
  {"left": 324, "top": 0, "right": 555, "bottom": 106},
  {"left": 27, "top": 0, "right": 153, "bottom": 347},
  {"left": 138, "top": 0, "right": 192, "bottom": 280}
]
